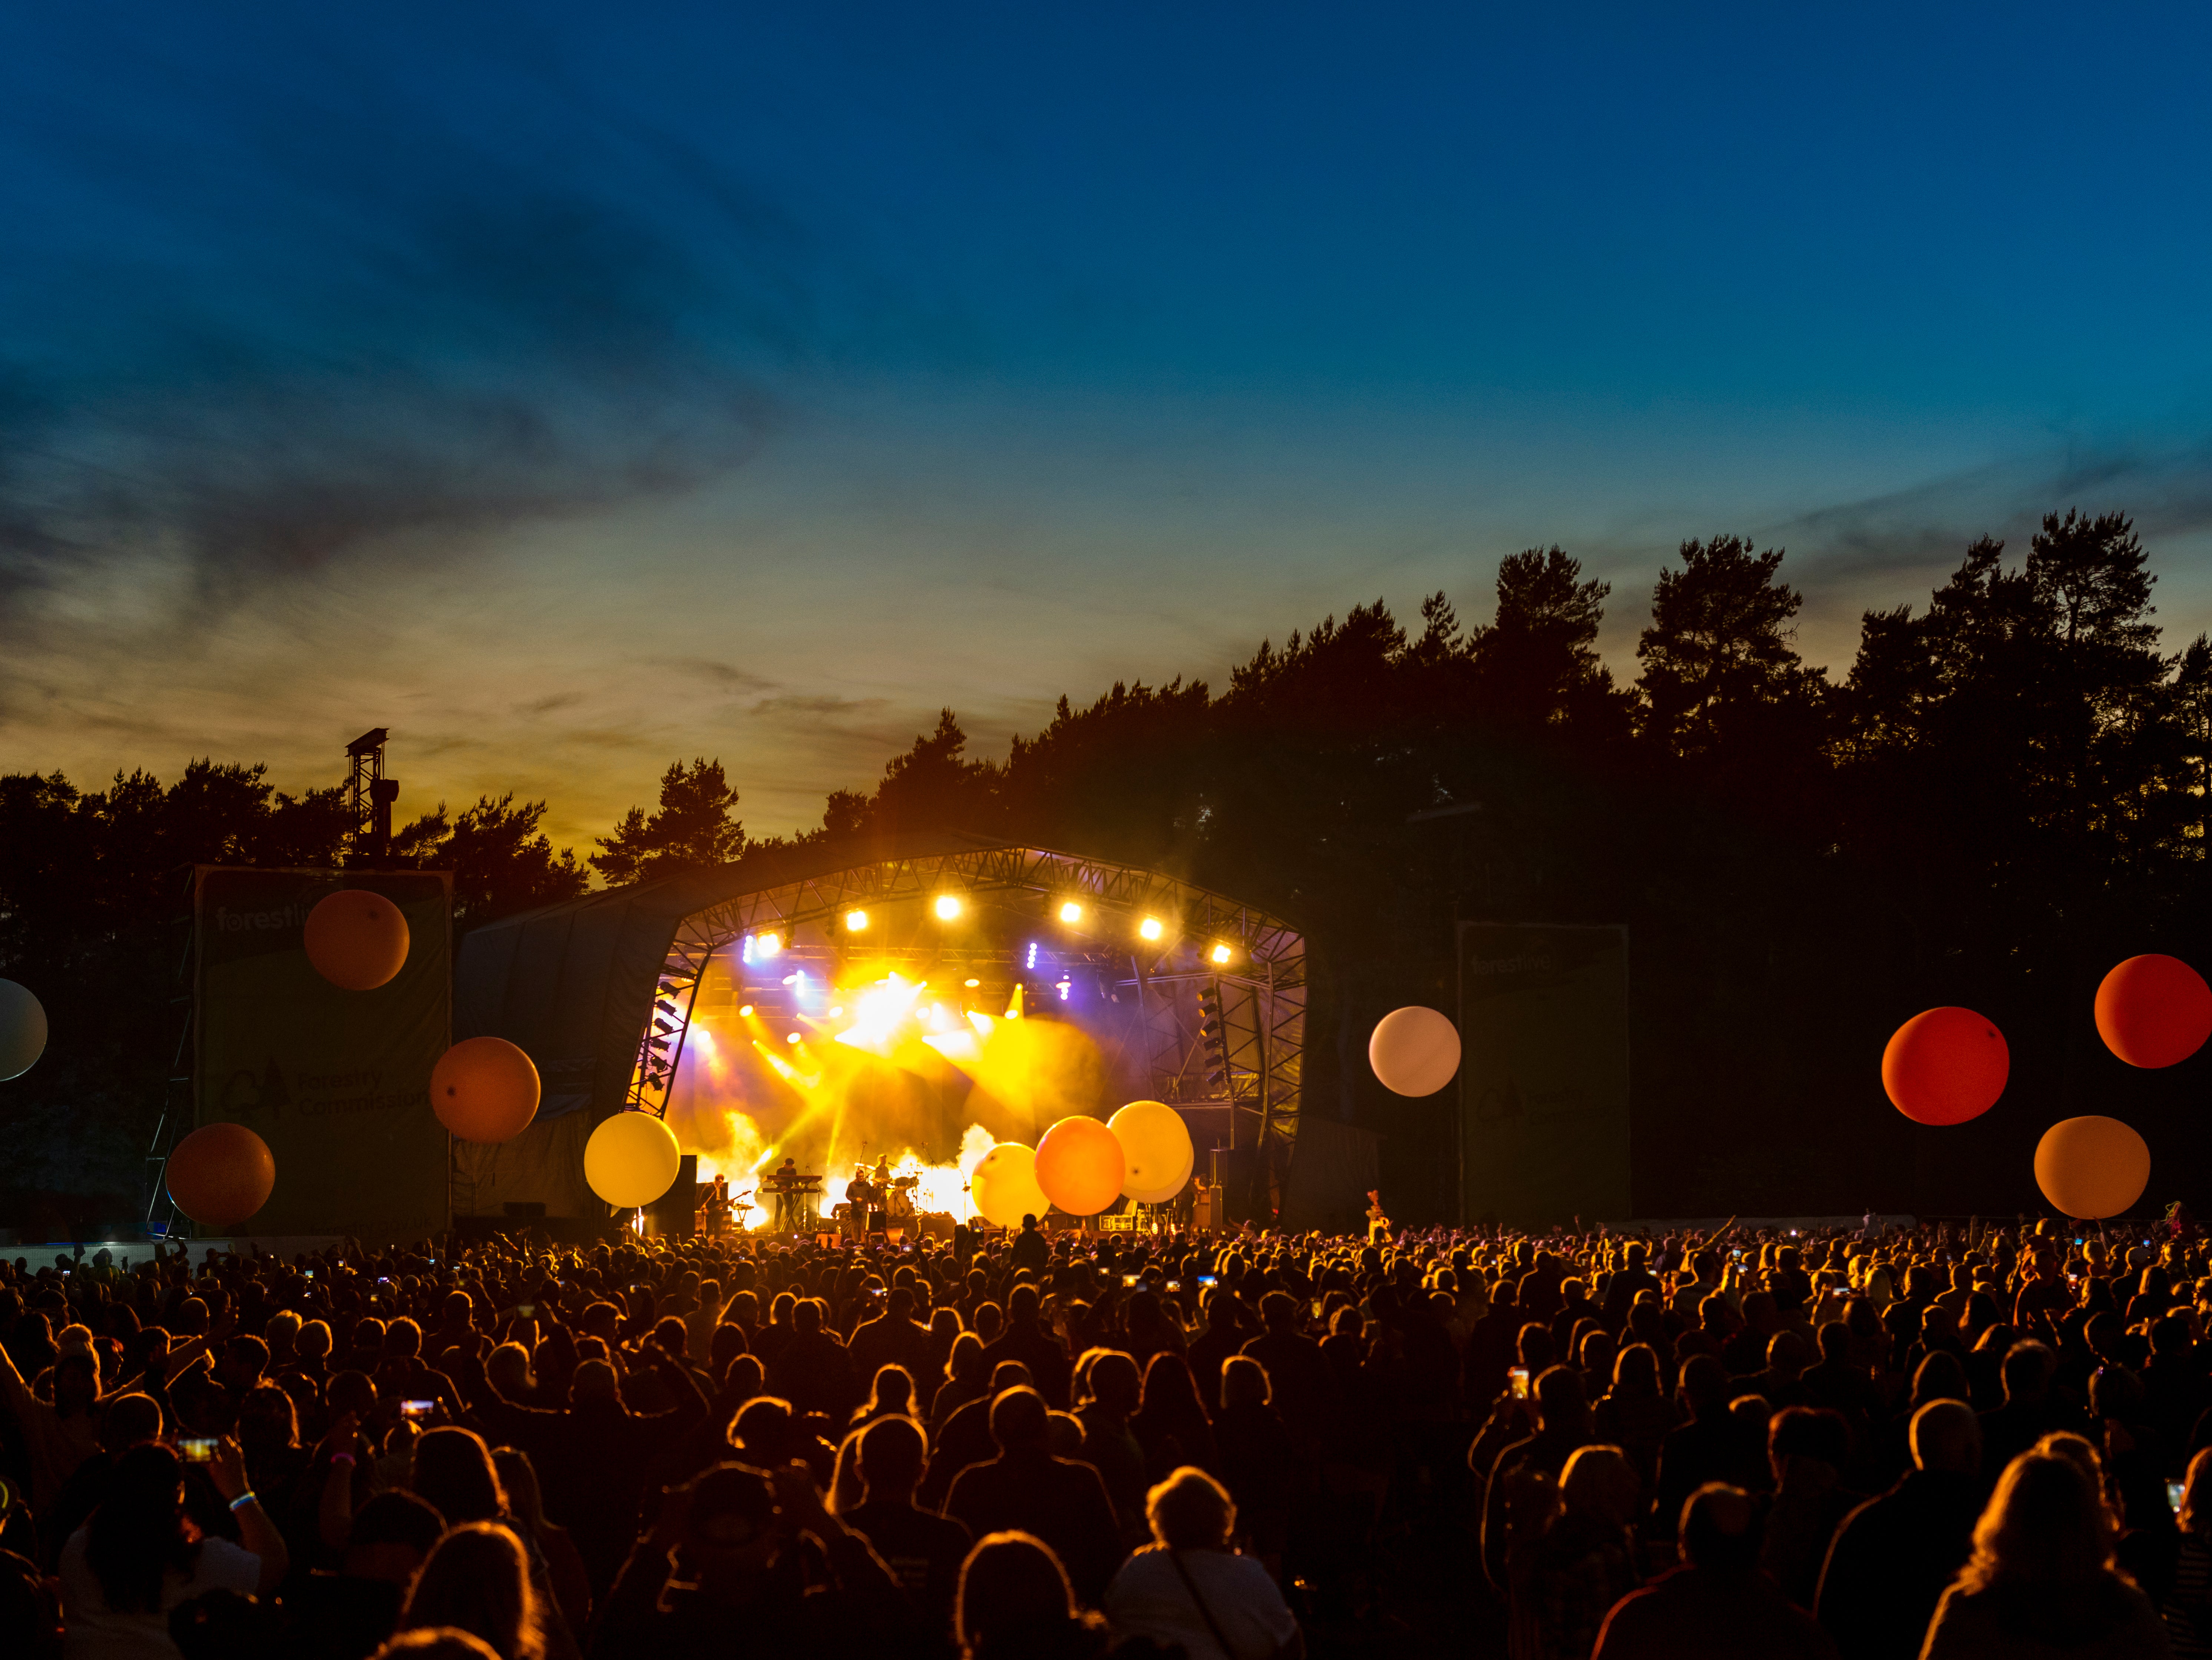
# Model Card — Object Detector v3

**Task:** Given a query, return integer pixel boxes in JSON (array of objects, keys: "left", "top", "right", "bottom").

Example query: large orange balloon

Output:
[
  {"left": 2096, "top": 955, "right": 2212, "bottom": 1069},
  {"left": 431, "top": 1037, "right": 540, "bottom": 1143},
  {"left": 1033, "top": 1115, "right": 1125, "bottom": 1217},
  {"left": 1882, "top": 1006, "right": 2008, "bottom": 1125},
  {"left": 583, "top": 1112, "right": 682, "bottom": 1209},
  {"left": 166, "top": 1123, "right": 276, "bottom": 1229},
  {"left": 2036, "top": 1115, "right": 2150, "bottom": 1219},
  {"left": 304, "top": 890, "right": 411, "bottom": 991}
]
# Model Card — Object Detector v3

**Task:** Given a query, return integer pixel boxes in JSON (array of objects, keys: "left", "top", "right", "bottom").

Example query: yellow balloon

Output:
[
  {"left": 1110, "top": 1100, "right": 1195, "bottom": 1203},
  {"left": 584, "top": 1111, "right": 682, "bottom": 1208},
  {"left": 1034, "top": 1115, "right": 1125, "bottom": 1217},
  {"left": 969, "top": 1142, "right": 1050, "bottom": 1228}
]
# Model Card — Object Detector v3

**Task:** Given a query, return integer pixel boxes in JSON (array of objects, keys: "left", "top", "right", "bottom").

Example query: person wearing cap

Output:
[{"left": 595, "top": 1460, "right": 919, "bottom": 1660}]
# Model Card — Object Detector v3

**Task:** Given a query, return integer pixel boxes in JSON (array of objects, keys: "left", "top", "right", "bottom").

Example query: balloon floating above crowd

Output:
[
  {"left": 1034, "top": 1114, "right": 1125, "bottom": 1217},
  {"left": 584, "top": 1111, "right": 682, "bottom": 1209},
  {"left": 430, "top": 1037, "right": 541, "bottom": 1144},
  {"left": 304, "top": 889, "right": 411, "bottom": 991},
  {"left": 1881, "top": 1006, "right": 2008, "bottom": 1125},
  {"left": 1368, "top": 1006, "right": 1461, "bottom": 1097},
  {"left": 969, "top": 1142, "right": 1051, "bottom": 1229},
  {"left": 165, "top": 1122, "right": 276, "bottom": 1229},
  {"left": 2035, "top": 1115, "right": 2150, "bottom": 1220},
  {"left": 2095, "top": 954, "right": 2212, "bottom": 1069},
  {"left": 0, "top": 979, "right": 47, "bottom": 1081},
  {"left": 1109, "top": 1100, "right": 1194, "bottom": 1204}
]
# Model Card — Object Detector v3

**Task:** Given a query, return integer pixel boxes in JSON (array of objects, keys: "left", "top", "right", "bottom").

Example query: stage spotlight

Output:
[
  {"left": 1211, "top": 943, "right": 1234, "bottom": 965},
  {"left": 844, "top": 909, "right": 868, "bottom": 932},
  {"left": 935, "top": 895, "right": 963, "bottom": 920},
  {"left": 1058, "top": 900, "right": 1083, "bottom": 923},
  {"left": 757, "top": 931, "right": 784, "bottom": 958},
  {"left": 1139, "top": 917, "right": 1164, "bottom": 942},
  {"left": 738, "top": 1003, "right": 754, "bottom": 1016},
  {"left": 786, "top": 1032, "right": 802, "bottom": 1044},
  {"left": 965, "top": 978, "right": 980, "bottom": 988}
]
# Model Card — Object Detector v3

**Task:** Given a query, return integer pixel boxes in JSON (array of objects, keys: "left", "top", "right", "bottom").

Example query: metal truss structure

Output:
[{"left": 622, "top": 844, "right": 1305, "bottom": 1208}]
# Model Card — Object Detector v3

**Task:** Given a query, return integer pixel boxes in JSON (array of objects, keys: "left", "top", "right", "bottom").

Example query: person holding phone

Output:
[{"left": 57, "top": 1437, "right": 288, "bottom": 1659}]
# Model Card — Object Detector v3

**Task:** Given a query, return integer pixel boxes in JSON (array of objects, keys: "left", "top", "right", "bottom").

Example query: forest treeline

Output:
[{"left": 6, "top": 509, "right": 2211, "bottom": 1231}]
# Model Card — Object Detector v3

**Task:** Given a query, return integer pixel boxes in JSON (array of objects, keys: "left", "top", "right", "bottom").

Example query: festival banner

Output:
[
  {"left": 1458, "top": 922, "right": 1631, "bottom": 1225},
  {"left": 194, "top": 867, "right": 451, "bottom": 1239}
]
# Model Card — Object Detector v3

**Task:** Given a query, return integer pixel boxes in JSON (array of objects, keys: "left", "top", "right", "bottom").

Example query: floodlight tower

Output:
[{"left": 345, "top": 728, "right": 399, "bottom": 865}]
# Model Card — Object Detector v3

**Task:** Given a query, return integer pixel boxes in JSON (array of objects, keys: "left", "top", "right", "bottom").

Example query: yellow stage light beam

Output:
[
  {"left": 1211, "top": 942, "right": 1234, "bottom": 965},
  {"left": 1058, "top": 900, "right": 1084, "bottom": 923},
  {"left": 934, "top": 894, "right": 963, "bottom": 920},
  {"left": 738, "top": 1003, "right": 754, "bottom": 1016},
  {"left": 757, "top": 931, "right": 783, "bottom": 958},
  {"left": 1139, "top": 916, "right": 1164, "bottom": 941},
  {"left": 844, "top": 909, "right": 868, "bottom": 931}
]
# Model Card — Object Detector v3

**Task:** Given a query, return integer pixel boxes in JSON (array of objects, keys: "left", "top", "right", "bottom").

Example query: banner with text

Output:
[
  {"left": 1458, "top": 922, "right": 1631, "bottom": 1224},
  {"left": 194, "top": 868, "right": 451, "bottom": 1239}
]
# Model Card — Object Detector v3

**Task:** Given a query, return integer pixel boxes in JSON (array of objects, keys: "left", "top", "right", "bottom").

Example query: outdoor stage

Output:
[{"left": 452, "top": 832, "right": 1369, "bottom": 1231}]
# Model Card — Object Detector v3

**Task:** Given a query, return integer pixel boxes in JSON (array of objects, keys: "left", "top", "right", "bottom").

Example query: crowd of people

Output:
[{"left": 1, "top": 1205, "right": 2210, "bottom": 1658}]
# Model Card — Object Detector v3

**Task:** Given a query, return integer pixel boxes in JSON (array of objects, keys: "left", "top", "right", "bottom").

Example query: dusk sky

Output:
[{"left": 6, "top": 3, "right": 2212, "bottom": 852}]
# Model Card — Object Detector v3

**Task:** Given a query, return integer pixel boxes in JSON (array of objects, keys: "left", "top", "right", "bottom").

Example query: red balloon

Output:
[
  {"left": 430, "top": 1037, "right": 540, "bottom": 1143},
  {"left": 2096, "top": 955, "right": 2212, "bottom": 1069},
  {"left": 1882, "top": 1006, "right": 2008, "bottom": 1125},
  {"left": 165, "top": 1122, "right": 276, "bottom": 1229}
]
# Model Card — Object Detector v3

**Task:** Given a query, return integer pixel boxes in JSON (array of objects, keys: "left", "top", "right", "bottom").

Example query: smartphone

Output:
[
  {"left": 1122, "top": 1274, "right": 1139, "bottom": 1288},
  {"left": 303, "top": 1269, "right": 315, "bottom": 1280},
  {"left": 1509, "top": 1368, "right": 1531, "bottom": 1400},
  {"left": 1198, "top": 1274, "right": 1218, "bottom": 1288},
  {"left": 1310, "top": 1299, "right": 1325, "bottom": 1320},
  {"left": 516, "top": 1303, "right": 537, "bottom": 1319},
  {"left": 400, "top": 1401, "right": 435, "bottom": 1420},
  {"left": 1165, "top": 1281, "right": 1181, "bottom": 1293},
  {"left": 2169, "top": 1478, "right": 2188, "bottom": 1513},
  {"left": 179, "top": 1438, "right": 218, "bottom": 1463},
  {"left": 377, "top": 1276, "right": 392, "bottom": 1286}
]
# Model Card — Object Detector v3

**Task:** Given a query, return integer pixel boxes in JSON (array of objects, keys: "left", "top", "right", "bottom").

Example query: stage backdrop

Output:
[
  {"left": 1459, "top": 922, "right": 1630, "bottom": 1225},
  {"left": 194, "top": 868, "right": 451, "bottom": 1239}
]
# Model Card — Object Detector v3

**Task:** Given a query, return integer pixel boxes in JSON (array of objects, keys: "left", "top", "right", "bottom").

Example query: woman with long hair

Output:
[
  {"left": 1131, "top": 1354, "right": 1218, "bottom": 1482},
  {"left": 58, "top": 1439, "right": 288, "bottom": 1659},
  {"left": 399, "top": 1521, "right": 544, "bottom": 1660},
  {"left": 1922, "top": 1452, "right": 2167, "bottom": 1657},
  {"left": 490, "top": 1447, "right": 590, "bottom": 1638}
]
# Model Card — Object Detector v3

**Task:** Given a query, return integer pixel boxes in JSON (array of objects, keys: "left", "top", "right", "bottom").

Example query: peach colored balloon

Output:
[
  {"left": 1369, "top": 1007, "right": 1461, "bottom": 1097},
  {"left": 1034, "top": 1115, "right": 1125, "bottom": 1217},
  {"left": 2035, "top": 1116, "right": 2150, "bottom": 1220},
  {"left": 430, "top": 1037, "right": 541, "bottom": 1143},
  {"left": 166, "top": 1122, "right": 276, "bottom": 1229},
  {"left": 304, "top": 890, "right": 411, "bottom": 991}
]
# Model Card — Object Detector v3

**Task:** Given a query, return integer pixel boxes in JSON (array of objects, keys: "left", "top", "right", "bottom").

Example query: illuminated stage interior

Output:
[{"left": 629, "top": 845, "right": 1307, "bottom": 1227}]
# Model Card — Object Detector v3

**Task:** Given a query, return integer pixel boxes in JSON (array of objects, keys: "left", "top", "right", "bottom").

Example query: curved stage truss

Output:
[{"left": 627, "top": 843, "right": 1305, "bottom": 1184}]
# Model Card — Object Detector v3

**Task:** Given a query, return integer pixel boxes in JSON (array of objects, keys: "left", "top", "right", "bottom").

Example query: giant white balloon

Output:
[
  {"left": 0, "top": 980, "right": 48, "bottom": 1081},
  {"left": 1369, "top": 1006, "right": 1462, "bottom": 1097}
]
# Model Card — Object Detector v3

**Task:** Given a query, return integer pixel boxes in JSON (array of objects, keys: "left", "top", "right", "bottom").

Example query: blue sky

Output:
[{"left": 4, "top": 3, "right": 2211, "bottom": 846}]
